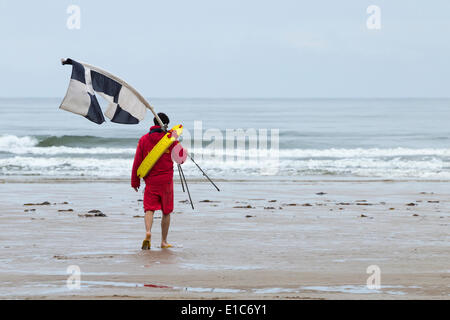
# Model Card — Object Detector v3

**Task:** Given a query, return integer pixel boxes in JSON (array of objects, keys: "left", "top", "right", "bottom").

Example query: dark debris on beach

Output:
[
  {"left": 78, "top": 210, "right": 107, "bottom": 217},
  {"left": 233, "top": 205, "right": 253, "bottom": 209},
  {"left": 24, "top": 201, "right": 51, "bottom": 206}
]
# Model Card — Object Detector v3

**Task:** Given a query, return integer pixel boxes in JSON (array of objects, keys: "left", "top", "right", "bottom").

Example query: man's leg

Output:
[
  {"left": 161, "top": 213, "right": 171, "bottom": 247},
  {"left": 144, "top": 210, "right": 154, "bottom": 241}
]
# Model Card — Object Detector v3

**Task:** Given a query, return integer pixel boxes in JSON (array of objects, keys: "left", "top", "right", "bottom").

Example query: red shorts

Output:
[{"left": 143, "top": 180, "right": 174, "bottom": 214}]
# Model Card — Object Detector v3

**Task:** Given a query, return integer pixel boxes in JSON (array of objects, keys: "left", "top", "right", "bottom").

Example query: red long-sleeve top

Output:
[{"left": 131, "top": 125, "right": 181, "bottom": 188}]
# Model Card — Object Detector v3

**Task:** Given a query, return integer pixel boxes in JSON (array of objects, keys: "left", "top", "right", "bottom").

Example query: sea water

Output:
[{"left": 0, "top": 98, "right": 449, "bottom": 180}]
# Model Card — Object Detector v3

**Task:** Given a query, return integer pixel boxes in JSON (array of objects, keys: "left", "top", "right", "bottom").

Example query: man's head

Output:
[{"left": 154, "top": 112, "right": 169, "bottom": 126}]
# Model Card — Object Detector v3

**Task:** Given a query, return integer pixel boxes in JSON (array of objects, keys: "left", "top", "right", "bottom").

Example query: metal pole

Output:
[
  {"left": 177, "top": 164, "right": 185, "bottom": 193},
  {"left": 189, "top": 155, "right": 220, "bottom": 192},
  {"left": 179, "top": 164, "right": 194, "bottom": 210}
]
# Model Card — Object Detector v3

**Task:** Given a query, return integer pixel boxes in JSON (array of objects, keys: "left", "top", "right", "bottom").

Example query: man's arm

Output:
[{"left": 131, "top": 139, "right": 143, "bottom": 190}]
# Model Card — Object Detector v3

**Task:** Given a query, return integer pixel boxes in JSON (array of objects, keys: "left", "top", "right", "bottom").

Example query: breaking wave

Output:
[{"left": 0, "top": 135, "right": 449, "bottom": 179}]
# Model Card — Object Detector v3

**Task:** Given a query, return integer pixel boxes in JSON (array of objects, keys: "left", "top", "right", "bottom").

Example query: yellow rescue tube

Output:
[{"left": 137, "top": 124, "right": 183, "bottom": 179}]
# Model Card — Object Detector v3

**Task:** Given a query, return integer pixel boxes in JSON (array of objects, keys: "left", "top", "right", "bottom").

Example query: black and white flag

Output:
[{"left": 59, "top": 58, "right": 147, "bottom": 124}]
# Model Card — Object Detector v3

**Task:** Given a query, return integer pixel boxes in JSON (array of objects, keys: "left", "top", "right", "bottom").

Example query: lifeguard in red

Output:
[
  {"left": 131, "top": 124, "right": 182, "bottom": 214},
  {"left": 131, "top": 113, "right": 186, "bottom": 250}
]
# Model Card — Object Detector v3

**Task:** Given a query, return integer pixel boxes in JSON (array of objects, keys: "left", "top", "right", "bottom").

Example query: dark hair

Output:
[{"left": 154, "top": 112, "right": 169, "bottom": 126}]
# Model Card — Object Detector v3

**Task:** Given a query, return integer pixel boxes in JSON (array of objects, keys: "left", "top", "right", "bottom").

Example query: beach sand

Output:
[{"left": 0, "top": 179, "right": 449, "bottom": 299}]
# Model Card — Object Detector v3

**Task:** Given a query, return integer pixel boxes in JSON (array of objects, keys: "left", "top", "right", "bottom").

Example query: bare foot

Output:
[
  {"left": 161, "top": 241, "right": 173, "bottom": 248},
  {"left": 141, "top": 239, "right": 151, "bottom": 250},
  {"left": 141, "top": 232, "right": 152, "bottom": 250}
]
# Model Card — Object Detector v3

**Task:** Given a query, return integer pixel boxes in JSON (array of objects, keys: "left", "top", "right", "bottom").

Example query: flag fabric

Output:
[{"left": 59, "top": 58, "right": 147, "bottom": 124}]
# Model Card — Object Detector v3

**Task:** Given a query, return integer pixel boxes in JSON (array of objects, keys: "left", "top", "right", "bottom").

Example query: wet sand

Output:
[{"left": 0, "top": 180, "right": 449, "bottom": 299}]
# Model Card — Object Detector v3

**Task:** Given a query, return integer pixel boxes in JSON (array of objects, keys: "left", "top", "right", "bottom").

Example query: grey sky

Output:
[{"left": 0, "top": 0, "right": 449, "bottom": 98}]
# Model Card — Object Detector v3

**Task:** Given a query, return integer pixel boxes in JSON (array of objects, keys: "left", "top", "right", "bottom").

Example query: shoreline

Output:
[{"left": 3, "top": 177, "right": 450, "bottom": 184}]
